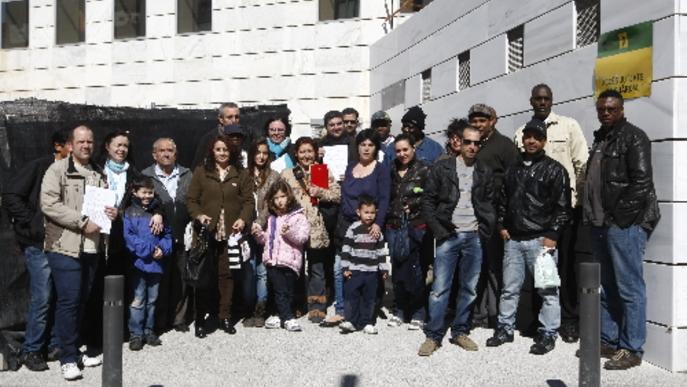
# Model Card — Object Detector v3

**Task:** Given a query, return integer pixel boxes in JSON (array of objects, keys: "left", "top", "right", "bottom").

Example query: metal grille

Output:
[
  {"left": 381, "top": 80, "right": 405, "bottom": 111},
  {"left": 508, "top": 26, "right": 524, "bottom": 73},
  {"left": 576, "top": 0, "right": 600, "bottom": 47},
  {"left": 458, "top": 51, "right": 470, "bottom": 90},
  {"left": 421, "top": 69, "right": 432, "bottom": 103}
]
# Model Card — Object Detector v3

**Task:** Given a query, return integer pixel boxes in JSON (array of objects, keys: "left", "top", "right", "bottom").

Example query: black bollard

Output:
[
  {"left": 578, "top": 262, "right": 600, "bottom": 387},
  {"left": 103, "top": 275, "right": 124, "bottom": 387}
]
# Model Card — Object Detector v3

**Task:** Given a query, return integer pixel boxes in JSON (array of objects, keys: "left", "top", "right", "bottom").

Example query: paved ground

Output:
[{"left": 2, "top": 314, "right": 686, "bottom": 387}]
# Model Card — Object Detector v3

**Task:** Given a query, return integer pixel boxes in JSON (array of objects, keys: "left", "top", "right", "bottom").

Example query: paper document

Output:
[
  {"left": 81, "top": 185, "right": 116, "bottom": 234},
  {"left": 271, "top": 154, "right": 289, "bottom": 173},
  {"left": 323, "top": 145, "right": 349, "bottom": 180}
]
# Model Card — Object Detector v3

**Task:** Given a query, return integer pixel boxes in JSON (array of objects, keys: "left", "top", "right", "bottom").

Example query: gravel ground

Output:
[{"left": 2, "top": 313, "right": 686, "bottom": 387}]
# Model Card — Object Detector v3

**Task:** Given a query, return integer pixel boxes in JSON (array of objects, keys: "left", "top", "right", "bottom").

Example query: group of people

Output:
[{"left": 3, "top": 85, "right": 659, "bottom": 381}]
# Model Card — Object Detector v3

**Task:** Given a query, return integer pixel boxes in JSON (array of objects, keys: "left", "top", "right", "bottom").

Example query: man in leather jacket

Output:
[
  {"left": 486, "top": 119, "right": 571, "bottom": 355},
  {"left": 583, "top": 89, "right": 660, "bottom": 370}
]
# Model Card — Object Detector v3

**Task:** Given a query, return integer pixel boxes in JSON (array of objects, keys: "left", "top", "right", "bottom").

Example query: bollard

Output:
[
  {"left": 578, "top": 262, "right": 600, "bottom": 387},
  {"left": 102, "top": 275, "right": 124, "bottom": 387}
]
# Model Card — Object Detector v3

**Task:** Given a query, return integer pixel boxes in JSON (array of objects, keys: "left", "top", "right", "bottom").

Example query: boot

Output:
[{"left": 253, "top": 302, "right": 266, "bottom": 328}]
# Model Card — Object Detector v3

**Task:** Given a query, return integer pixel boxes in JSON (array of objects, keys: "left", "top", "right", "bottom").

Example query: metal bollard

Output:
[
  {"left": 102, "top": 275, "right": 124, "bottom": 387},
  {"left": 578, "top": 262, "right": 600, "bottom": 387}
]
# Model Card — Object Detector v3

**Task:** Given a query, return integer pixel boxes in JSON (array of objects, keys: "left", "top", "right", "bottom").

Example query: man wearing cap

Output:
[
  {"left": 371, "top": 110, "right": 394, "bottom": 147},
  {"left": 486, "top": 119, "right": 571, "bottom": 355},
  {"left": 513, "top": 84, "right": 589, "bottom": 343},
  {"left": 468, "top": 103, "right": 518, "bottom": 329},
  {"left": 383, "top": 105, "right": 444, "bottom": 166},
  {"left": 192, "top": 102, "right": 243, "bottom": 169}
]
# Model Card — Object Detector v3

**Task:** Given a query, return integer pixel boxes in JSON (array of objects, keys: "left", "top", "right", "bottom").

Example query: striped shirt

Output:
[{"left": 340, "top": 221, "right": 389, "bottom": 273}]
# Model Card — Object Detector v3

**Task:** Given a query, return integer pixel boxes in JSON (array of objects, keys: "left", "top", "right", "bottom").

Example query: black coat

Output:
[
  {"left": 475, "top": 129, "right": 519, "bottom": 197},
  {"left": 387, "top": 158, "right": 430, "bottom": 228}
]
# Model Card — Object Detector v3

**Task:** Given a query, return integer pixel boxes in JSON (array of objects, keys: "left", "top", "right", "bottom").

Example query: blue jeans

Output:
[
  {"left": 251, "top": 246, "right": 268, "bottom": 304},
  {"left": 386, "top": 226, "right": 426, "bottom": 322},
  {"left": 424, "top": 231, "right": 482, "bottom": 342},
  {"left": 22, "top": 246, "right": 59, "bottom": 353},
  {"left": 344, "top": 271, "right": 378, "bottom": 329},
  {"left": 47, "top": 252, "right": 98, "bottom": 364},
  {"left": 334, "top": 253, "right": 344, "bottom": 316},
  {"left": 498, "top": 237, "right": 560, "bottom": 336},
  {"left": 128, "top": 269, "right": 162, "bottom": 337},
  {"left": 592, "top": 224, "right": 647, "bottom": 354}
]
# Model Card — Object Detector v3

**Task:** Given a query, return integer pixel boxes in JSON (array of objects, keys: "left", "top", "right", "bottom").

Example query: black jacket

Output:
[
  {"left": 387, "top": 158, "right": 430, "bottom": 228},
  {"left": 475, "top": 129, "right": 519, "bottom": 196},
  {"left": 421, "top": 157, "right": 496, "bottom": 241},
  {"left": 2, "top": 155, "right": 55, "bottom": 248},
  {"left": 498, "top": 151, "right": 571, "bottom": 241},
  {"left": 142, "top": 164, "right": 193, "bottom": 243},
  {"left": 586, "top": 118, "right": 660, "bottom": 231},
  {"left": 318, "top": 133, "right": 358, "bottom": 165}
]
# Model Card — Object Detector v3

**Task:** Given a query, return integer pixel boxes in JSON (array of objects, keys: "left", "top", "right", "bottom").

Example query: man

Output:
[
  {"left": 141, "top": 138, "right": 193, "bottom": 333},
  {"left": 486, "top": 119, "right": 571, "bottom": 355},
  {"left": 583, "top": 89, "right": 660, "bottom": 370},
  {"left": 513, "top": 84, "right": 589, "bottom": 342},
  {"left": 342, "top": 107, "right": 360, "bottom": 137},
  {"left": 418, "top": 124, "right": 495, "bottom": 356},
  {"left": 318, "top": 110, "right": 358, "bottom": 176},
  {"left": 371, "top": 110, "right": 394, "bottom": 147},
  {"left": 468, "top": 103, "right": 518, "bottom": 329},
  {"left": 192, "top": 102, "right": 241, "bottom": 169},
  {"left": 383, "top": 105, "right": 444, "bottom": 165},
  {"left": 40, "top": 125, "right": 116, "bottom": 380},
  {"left": 3, "top": 128, "right": 71, "bottom": 371}
]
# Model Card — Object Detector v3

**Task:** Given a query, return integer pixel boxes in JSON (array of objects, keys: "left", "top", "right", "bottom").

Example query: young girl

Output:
[
  {"left": 251, "top": 180, "right": 309, "bottom": 332},
  {"left": 123, "top": 177, "right": 173, "bottom": 350}
]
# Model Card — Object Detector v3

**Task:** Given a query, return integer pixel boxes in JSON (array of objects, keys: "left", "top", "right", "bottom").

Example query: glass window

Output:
[
  {"left": 421, "top": 69, "right": 431, "bottom": 103},
  {"left": 115, "top": 0, "right": 146, "bottom": 39},
  {"left": 56, "top": 0, "right": 85, "bottom": 45},
  {"left": 507, "top": 25, "right": 524, "bottom": 73},
  {"left": 319, "top": 0, "right": 359, "bottom": 21},
  {"left": 2, "top": 0, "right": 29, "bottom": 48},
  {"left": 458, "top": 51, "right": 470, "bottom": 90},
  {"left": 177, "top": 0, "right": 211, "bottom": 34},
  {"left": 575, "top": 0, "right": 600, "bottom": 48}
]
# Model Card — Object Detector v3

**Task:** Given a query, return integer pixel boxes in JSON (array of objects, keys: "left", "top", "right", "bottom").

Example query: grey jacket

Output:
[{"left": 141, "top": 164, "right": 193, "bottom": 243}]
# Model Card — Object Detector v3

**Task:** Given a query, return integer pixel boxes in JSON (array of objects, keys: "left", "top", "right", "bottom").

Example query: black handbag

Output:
[{"left": 184, "top": 223, "right": 212, "bottom": 288}]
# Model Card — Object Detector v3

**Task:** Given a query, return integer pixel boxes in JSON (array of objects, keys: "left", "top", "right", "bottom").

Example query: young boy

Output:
[
  {"left": 123, "top": 177, "right": 173, "bottom": 351},
  {"left": 339, "top": 195, "right": 389, "bottom": 334}
]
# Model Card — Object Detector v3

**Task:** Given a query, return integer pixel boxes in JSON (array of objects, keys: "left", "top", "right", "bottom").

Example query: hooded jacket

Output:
[
  {"left": 123, "top": 197, "right": 173, "bottom": 274},
  {"left": 254, "top": 207, "right": 310, "bottom": 275}
]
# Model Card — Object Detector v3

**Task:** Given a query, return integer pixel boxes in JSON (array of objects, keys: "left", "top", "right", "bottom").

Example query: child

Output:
[
  {"left": 339, "top": 195, "right": 389, "bottom": 334},
  {"left": 123, "top": 177, "right": 172, "bottom": 351},
  {"left": 251, "top": 179, "right": 310, "bottom": 332}
]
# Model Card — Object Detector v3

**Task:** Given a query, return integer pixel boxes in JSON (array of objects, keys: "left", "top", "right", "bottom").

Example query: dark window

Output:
[
  {"left": 381, "top": 80, "right": 405, "bottom": 111},
  {"left": 575, "top": 0, "right": 600, "bottom": 48},
  {"left": 507, "top": 26, "right": 524, "bottom": 73},
  {"left": 400, "top": 0, "right": 433, "bottom": 13},
  {"left": 421, "top": 69, "right": 431, "bottom": 103},
  {"left": 458, "top": 51, "right": 470, "bottom": 90},
  {"left": 177, "top": 0, "right": 211, "bottom": 33},
  {"left": 1, "top": 0, "right": 29, "bottom": 48},
  {"left": 115, "top": 0, "right": 146, "bottom": 39},
  {"left": 56, "top": 0, "right": 85, "bottom": 44},
  {"left": 319, "top": 0, "right": 359, "bottom": 21}
]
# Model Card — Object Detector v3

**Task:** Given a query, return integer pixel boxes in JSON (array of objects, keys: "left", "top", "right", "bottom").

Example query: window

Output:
[
  {"left": 319, "top": 0, "right": 359, "bottom": 21},
  {"left": 381, "top": 80, "right": 405, "bottom": 111},
  {"left": 575, "top": 0, "right": 600, "bottom": 48},
  {"left": 115, "top": 0, "right": 146, "bottom": 39},
  {"left": 400, "top": 0, "right": 433, "bottom": 13},
  {"left": 421, "top": 69, "right": 431, "bottom": 103},
  {"left": 56, "top": 0, "right": 85, "bottom": 44},
  {"left": 507, "top": 26, "right": 524, "bottom": 73},
  {"left": 458, "top": 51, "right": 470, "bottom": 90},
  {"left": 177, "top": 0, "right": 211, "bottom": 33},
  {"left": 1, "top": 0, "right": 29, "bottom": 48}
]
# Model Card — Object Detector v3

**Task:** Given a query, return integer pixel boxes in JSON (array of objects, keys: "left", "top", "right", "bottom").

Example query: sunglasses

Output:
[
  {"left": 343, "top": 120, "right": 358, "bottom": 125},
  {"left": 462, "top": 139, "right": 482, "bottom": 146}
]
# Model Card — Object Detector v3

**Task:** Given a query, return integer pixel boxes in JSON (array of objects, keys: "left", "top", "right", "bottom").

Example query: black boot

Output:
[
  {"left": 195, "top": 319, "right": 207, "bottom": 339},
  {"left": 221, "top": 318, "right": 236, "bottom": 334}
]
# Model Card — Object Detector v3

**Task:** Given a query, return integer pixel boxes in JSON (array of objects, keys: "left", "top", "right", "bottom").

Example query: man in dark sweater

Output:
[{"left": 192, "top": 102, "right": 242, "bottom": 169}]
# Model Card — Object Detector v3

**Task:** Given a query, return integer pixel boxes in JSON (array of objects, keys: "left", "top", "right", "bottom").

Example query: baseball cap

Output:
[
  {"left": 468, "top": 103, "right": 497, "bottom": 119},
  {"left": 522, "top": 119, "right": 547, "bottom": 138},
  {"left": 371, "top": 110, "right": 391, "bottom": 123}
]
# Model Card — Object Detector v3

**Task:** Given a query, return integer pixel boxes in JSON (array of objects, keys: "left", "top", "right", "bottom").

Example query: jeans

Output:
[
  {"left": 307, "top": 247, "right": 331, "bottom": 313},
  {"left": 334, "top": 253, "right": 344, "bottom": 316},
  {"left": 128, "top": 269, "right": 162, "bottom": 337},
  {"left": 497, "top": 237, "right": 560, "bottom": 336},
  {"left": 344, "top": 271, "right": 377, "bottom": 329},
  {"left": 386, "top": 226, "right": 426, "bottom": 322},
  {"left": 267, "top": 266, "right": 297, "bottom": 321},
  {"left": 47, "top": 252, "right": 98, "bottom": 364},
  {"left": 22, "top": 246, "right": 58, "bottom": 353},
  {"left": 592, "top": 224, "right": 648, "bottom": 354},
  {"left": 424, "top": 231, "right": 482, "bottom": 342}
]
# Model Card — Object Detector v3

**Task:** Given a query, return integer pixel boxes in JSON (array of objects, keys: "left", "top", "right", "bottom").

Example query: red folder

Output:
[{"left": 310, "top": 164, "right": 329, "bottom": 205}]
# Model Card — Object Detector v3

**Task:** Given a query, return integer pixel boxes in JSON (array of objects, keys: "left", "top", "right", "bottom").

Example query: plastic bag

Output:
[{"left": 534, "top": 248, "right": 561, "bottom": 289}]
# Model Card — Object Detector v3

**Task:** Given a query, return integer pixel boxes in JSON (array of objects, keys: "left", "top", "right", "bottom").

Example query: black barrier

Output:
[
  {"left": 103, "top": 275, "right": 124, "bottom": 387},
  {"left": 578, "top": 262, "right": 600, "bottom": 387}
]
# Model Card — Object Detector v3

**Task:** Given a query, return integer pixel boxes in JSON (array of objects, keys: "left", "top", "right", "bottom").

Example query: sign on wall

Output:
[{"left": 595, "top": 21, "right": 653, "bottom": 99}]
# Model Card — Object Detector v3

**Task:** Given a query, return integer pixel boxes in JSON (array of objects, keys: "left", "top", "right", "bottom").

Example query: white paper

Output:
[
  {"left": 270, "top": 154, "right": 289, "bottom": 173},
  {"left": 323, "top": 145, "right": 349, "bottom": 180},
  {"left": 81, "top": 185, "right": 116, "bottom": 234}
]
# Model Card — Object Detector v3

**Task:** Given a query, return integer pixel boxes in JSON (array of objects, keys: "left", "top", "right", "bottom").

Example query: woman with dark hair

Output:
[
  {"left": 444, "top": 118, "right": 470, "bottom": 158},
  {"left": 264, "top": 117, "right": 295, "bottom": 170},
  {"left": 322, "top": 129, "right": 391, "bottom": 327},
  {"left": 280, "top": 137, "right": 341, "bottom": 323},
  {"left": 186, "top": 135, "right": 255, "bottom": 338}
]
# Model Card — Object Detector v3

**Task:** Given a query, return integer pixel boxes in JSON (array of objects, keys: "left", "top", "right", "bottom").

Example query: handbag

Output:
[
  {"left": 389, "top": 214, "right": 411, "bottom": 262},
  {"left": 184, "top": 222, "right": 212, "bottom": 288}
]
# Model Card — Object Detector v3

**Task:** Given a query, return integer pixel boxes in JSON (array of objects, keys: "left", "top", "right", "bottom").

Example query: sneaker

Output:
[
  {"left": 362, "top": 324, "right": 378, "bottom": 334},
  {"left": 560, "top": 323, "right": 579, "bottom": 343},
  {"left": 129, "top": 336, "right": 144, "bottom": 351},
  {"left": 46, "top": 347, "right": 61, "bottom": 362},
  {"left": 575, "top": 342, "right": 617, "bottom": 359},
  {"left": 79, "top": 353, "right": 102, "bottom": 368},
  {"left": 604, "top": 349, "right": 642, "bottom": 370},
  {"left": 265, "top": 315, "right": 281, "bottom": 329},
  {"left": 339, "top": 321, "right": 357, "bottom": 334},
  {"left": 449, "top": 334, "right": 478, "bottom": 351},
  {"left": 408, "top": 319, "right": 423, "bottom": 330},
  {"left": 486, "top": 329, "right": 514, "bottom": 347},
  {"left": 418, "top": 338, "right": 441, "bottom": 356},
  {"left": 284, "top": 319, "right": 302, "bottom": 332},
  {"left": 144, "top": 333, "right": 162, "bottom": 346},
  {"left": 61, "top": 362, "right": 82, "bottom": 381},
  {"left": 530, "top": 334, "right": 556, "bottom": 355},
  {"left": 387, "top": 315, "right": 402, "bottom": 327},
  {"left": 20, "top": 352, "right": 49, "bottom": 371}
]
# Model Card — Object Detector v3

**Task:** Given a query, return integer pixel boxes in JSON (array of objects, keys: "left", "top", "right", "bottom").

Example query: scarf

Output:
[
  {"left": 267, "top": 137, "right": 294, "bottom": 169},
  {"left": 106, "top": 159, "right": 128, "bottom": 173},
  {"left": 105, "top": 159, "right": 130, "bottom": 206}
]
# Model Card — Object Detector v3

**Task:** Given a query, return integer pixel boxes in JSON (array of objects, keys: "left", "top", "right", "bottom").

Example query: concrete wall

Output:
[{"left": 370, "top": 0, "right": 686, "bottom": 372}]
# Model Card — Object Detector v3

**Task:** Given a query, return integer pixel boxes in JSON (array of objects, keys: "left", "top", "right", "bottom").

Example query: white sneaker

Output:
[
  {"left": 408, "top": 319, "right": 424, "bottom": 330},
  {"left": 284, "top": 319, "right": 302, "bottom": 332},
  {"left": 387, "top": 315, "right": 402, "bottom": 327},
  {"left": 61, "top": 363, "right": 82, "bottom": 381},
  {"left": 265, "top": 315, "right": 281, "bottom": 329},
  {"left": 363, "top": 324, "right": 378, "bottom": 334},
  {"left": 339, "top": 321, "right": 357, "bottom": 333},
  {"left": 80, "top": 353, "right": 102, "bottom": 367}
]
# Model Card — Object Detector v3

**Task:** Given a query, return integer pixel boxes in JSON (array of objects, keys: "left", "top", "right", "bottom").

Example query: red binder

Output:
[{"left": 310, "top": 164, "right": 329, "bottom": 205}]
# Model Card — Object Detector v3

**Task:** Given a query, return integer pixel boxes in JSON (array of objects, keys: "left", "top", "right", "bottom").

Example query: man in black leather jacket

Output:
[
  {"left": 486, "top": 119, "right": 571, "bottom": 355},
  {"left": 583, "top": 89, "right": 660, "bottom": 370}
]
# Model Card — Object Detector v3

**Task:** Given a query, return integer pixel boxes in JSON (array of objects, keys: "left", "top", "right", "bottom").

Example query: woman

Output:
[
  {"left": 385, "top": 133, "right": 430, "bottom": 330},
  {"left": 280, "top": 137, "right": 341, "bottom": 323},
  {"left": 242, "top": 138, "right": 280, "bottom": 328},
  {"left": 264, "top": 117, "right": 295, "bottom": 170},
  {"left": 322, "top": 129, "right": 390, "bottom": 327},
  {"left": 186, "top": 135, "right": 255, "bottom": 338},
  {"left": 443, "top": 118, "right": 470, "bottom": 158}
]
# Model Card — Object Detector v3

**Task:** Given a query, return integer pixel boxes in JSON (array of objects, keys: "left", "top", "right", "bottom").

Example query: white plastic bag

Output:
[{"left": 534, "top": 248, "right": 561, "bottom": 289}]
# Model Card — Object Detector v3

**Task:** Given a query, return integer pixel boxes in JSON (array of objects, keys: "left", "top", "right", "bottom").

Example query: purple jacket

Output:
[{"left": 255, "top": 208, "right": 309, "bottom": 275}]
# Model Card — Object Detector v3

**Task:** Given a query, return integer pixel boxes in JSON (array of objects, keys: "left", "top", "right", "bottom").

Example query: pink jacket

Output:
[{"left": 255, "top": 208, "right": 310, "bottom": 275}]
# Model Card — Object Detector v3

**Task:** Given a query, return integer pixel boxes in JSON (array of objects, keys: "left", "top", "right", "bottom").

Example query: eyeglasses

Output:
[
  {"left": 462, "top": 139, "right": 482, "bottom": 146},
  {"left": 269, "top": 127, "right": 286, "bottom": 133}
]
